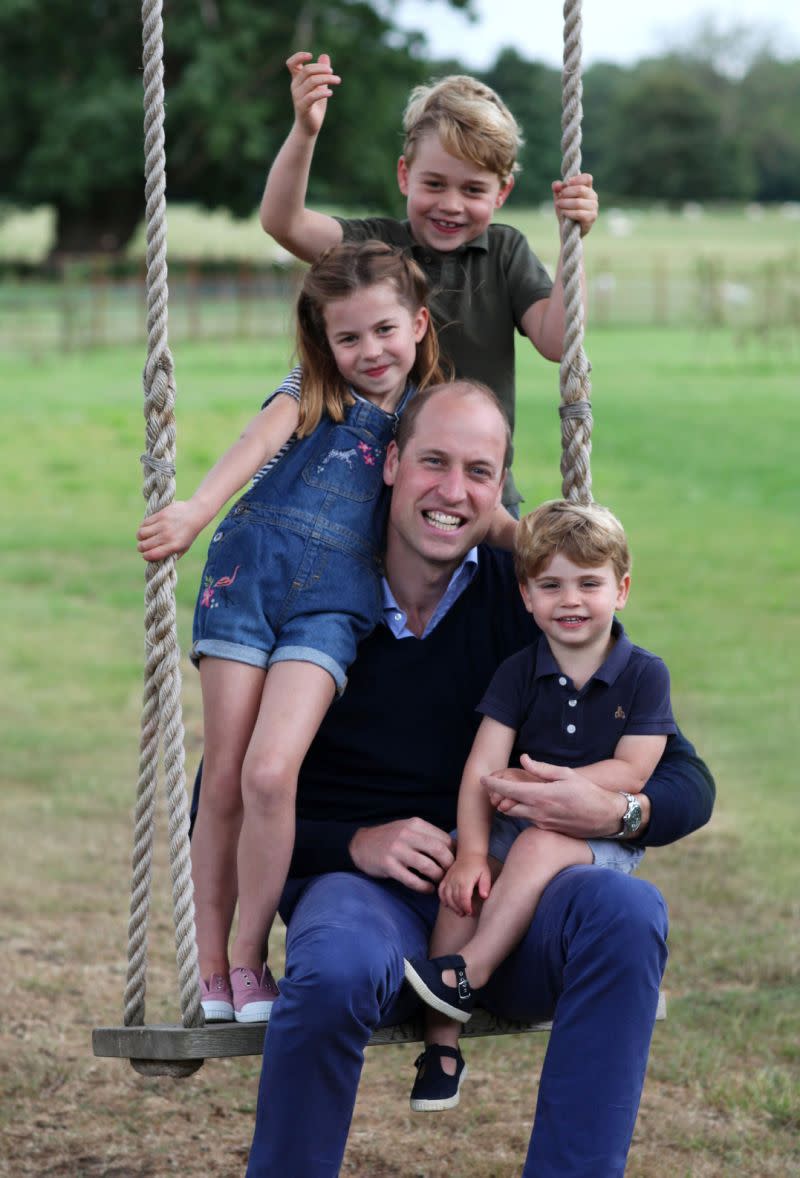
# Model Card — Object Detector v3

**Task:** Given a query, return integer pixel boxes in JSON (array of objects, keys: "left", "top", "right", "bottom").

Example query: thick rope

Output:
[
  {"left": 123, "top": 0, "right": 204, "bottom": 1075},
  {"left": 559, "top": 0, "right": 593, "bottom": 503}
]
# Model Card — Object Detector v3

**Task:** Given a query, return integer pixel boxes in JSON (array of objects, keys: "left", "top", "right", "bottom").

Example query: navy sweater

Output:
[{"left": 291, "top": 547, "right": 715, "bottom": 876}]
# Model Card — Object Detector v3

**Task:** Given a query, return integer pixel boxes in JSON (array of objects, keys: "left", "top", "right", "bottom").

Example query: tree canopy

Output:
[
  {"left": 0, "top": 0, "right": 467, "bottom": 253},
  {"left": 1, "top": 1, "right": 797, "bottom": 255}
]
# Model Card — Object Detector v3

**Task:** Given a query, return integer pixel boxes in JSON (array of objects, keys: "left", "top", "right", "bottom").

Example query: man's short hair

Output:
[
  {"left": 402, "top": 75, "right": 523, "bottom": 184},
  {"left": 514, "top": 500, "right": 632, "bottom": 583},
  {"left": 394, "top": 380, "right": 512, "bottom": 471}
]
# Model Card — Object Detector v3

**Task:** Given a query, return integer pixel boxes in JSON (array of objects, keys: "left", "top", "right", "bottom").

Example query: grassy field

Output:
[
  {"left": 1, "top": 325, "right": 798, "bottom": 1176},
  {"left": 2, "top": 203, "right": 799, "bottom": 353}
]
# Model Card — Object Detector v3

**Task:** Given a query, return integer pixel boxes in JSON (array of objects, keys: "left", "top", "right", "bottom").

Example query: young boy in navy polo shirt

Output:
[
  {"left": 403, "top": 500, "right": 677, "bottom": 1110},
  {"left": 259, "top": 54, "right": 598, "bottom": 509}
]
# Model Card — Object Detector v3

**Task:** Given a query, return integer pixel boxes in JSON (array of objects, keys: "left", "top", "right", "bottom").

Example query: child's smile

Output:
[
  {"left": 397, "top": 133, "right": 512, "bottom": 254},
  {"left": 323, "top": 282, "right": 429, "bottom": 412}
]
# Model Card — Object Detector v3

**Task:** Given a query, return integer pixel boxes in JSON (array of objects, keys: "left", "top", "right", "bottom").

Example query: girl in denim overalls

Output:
[{"left": 138, "top": 242, "right": 443, "bottom": 1021}]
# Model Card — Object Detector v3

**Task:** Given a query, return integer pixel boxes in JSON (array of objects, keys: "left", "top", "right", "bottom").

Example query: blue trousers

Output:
[{"left": 246, "top": 866, "right": 668, "bottom": 1177}]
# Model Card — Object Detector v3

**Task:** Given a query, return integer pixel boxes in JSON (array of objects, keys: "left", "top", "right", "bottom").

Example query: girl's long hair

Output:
[{"left": 295, "top": 240, "right": 444, "bottom": 436}]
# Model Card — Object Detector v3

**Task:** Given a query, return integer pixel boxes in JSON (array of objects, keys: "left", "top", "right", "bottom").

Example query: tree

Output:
[
  {"left": 608, "top": 59, "right": 754, "bottom": 203},
  {"left": 581, "top": 62, "right": 629, "bottom": 195},
  {"left": 0, "top": 0, "right": 469, "bottom": 255},
  {"left": 479, "top": 49, "right": 561, "bottom": 204},
  {"left": 738, "top": 58, "right": 800, "bottom": 200}
]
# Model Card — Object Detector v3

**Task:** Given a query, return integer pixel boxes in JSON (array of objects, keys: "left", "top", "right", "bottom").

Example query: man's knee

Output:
[{"left": 561, "top": 866, "right": 669, "bottom": 962}]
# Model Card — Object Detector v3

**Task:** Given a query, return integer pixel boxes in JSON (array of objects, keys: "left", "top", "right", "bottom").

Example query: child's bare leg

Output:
[
  {"left": 230, "top": 660, "right": 336, "bottom": 971},
  {"left": 450, "top": 828, "right": 592, "bottom": 990},
  {"left": 193, "top": 658, "right": 266, "bottom": 979},
  {"left": 423, "top": 902, "right": 481, "bottom": 1065}
]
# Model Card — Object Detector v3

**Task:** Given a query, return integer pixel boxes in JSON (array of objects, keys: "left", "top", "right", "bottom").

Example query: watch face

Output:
[{"left": 627, "top": 800, "right": 643, "bottom": 834}]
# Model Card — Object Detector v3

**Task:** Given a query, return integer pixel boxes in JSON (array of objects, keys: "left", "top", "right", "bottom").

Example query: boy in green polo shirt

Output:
[{"left": 260, "top": 52, "right": 598, "bottom": 509}]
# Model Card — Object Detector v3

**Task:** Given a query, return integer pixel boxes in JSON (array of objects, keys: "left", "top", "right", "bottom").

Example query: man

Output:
[{"left": 242, "top": 381, "right": 715, "bottom": 1177}]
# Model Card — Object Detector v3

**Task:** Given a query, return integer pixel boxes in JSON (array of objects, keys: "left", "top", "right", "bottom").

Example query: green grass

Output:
[
  {"left": 1, "top": 326, "right": 798, "bottom": 1174},
  {"left": 4, "top": 201, "right": 800, "bottom": 268},
  {"left": 3, "top": 204, "right": 799, "bottom": 360}
]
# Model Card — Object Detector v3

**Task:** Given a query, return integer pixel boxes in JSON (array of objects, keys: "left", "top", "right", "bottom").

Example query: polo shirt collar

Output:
[
  {"left": 404, "top": 221, "right": 490, "bottom": 257},
  {"left": 535, "top": 619, "right": 633, "bottom": 686}
]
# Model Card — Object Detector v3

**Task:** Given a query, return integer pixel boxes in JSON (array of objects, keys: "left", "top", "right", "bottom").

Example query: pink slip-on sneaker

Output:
[
  {"left": 231, "top": 964, "right": 280, "bottom": 1023},
  {"left": 200, "top": 972, "right": 234, "bottom": 1022}
]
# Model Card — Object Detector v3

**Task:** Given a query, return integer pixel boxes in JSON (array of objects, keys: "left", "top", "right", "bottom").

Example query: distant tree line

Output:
[{"left": 1, "top": 1, "right": 797, "bottom": 255}]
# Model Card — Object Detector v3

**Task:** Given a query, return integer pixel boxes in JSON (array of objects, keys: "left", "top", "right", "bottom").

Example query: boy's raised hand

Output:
[
  {"left": 287, "top": 51, "right": 341, "bottom": 138},
  {"left": 552, "top": 172, "right": 598, "bottom": 237}
]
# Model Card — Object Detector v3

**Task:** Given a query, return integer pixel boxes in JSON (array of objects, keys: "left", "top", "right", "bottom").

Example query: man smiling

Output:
[{"left": 244, "top": 382, "right": 716, "bottom": 1177}]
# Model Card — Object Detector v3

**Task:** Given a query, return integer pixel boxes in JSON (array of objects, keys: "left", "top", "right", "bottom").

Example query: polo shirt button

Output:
[
  {"left": 394, "top": 613, "right": 402, "bottom": 621},
  {"left": 566, "top": 724, "right": 576, "bottom": 734},
  {"left": 558, "top": 676, "right": 567, "bottom": 686},
  {"left": 568, "top": 699, "right": 577, "bottom": 707}
]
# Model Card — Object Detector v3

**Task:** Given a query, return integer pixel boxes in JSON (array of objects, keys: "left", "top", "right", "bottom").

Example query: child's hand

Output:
[
  {"left": 286, "top": 51, "right": 341, "bottom": 138},
  {"left": 439, "top": 854, "right": 492, "bottom": 917},
  {"left": 137, "top": 501, "right": 204, "bottom": 562},
  {"left": 552, "top": 172, "right": 598, "bottom": 237}
]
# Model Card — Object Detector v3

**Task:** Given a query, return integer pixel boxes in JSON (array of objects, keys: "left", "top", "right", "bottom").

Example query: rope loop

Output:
[{"left": 559, "top": 400, "right": 592, "bottom": 422}]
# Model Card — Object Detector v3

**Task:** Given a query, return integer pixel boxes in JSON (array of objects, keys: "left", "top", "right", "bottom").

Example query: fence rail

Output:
[{"left": 2, "top": 253, "right": 798, "bottom": 355}]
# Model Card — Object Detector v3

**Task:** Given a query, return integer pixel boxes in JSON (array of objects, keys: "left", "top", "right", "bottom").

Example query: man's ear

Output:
[
  {"left": 384, "top": 440, "right": 399, "bottom": 487},
  {"left": 397, "top": 156, "right": 410, "bottom": 197},
  {"left": 496, "top": 175, "right": 515, "bottom": 208}
]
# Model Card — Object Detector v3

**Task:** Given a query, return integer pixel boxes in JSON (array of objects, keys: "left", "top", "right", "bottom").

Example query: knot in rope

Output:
[{"left": 559, "top": 400, "right": 592, "bottom": 423}]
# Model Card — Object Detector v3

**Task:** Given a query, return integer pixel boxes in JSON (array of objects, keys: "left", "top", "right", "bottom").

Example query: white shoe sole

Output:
[
  {"left": 403, "top": 959, "right": 472, "bottom": 1024},
  {"left": 234, "top": 1000, "right": 275, "bottom": 1023},
  {"left": 201, "top": 1000, "right": 234, "bottom": 1022},
  {"left": 410, "top": 1064, "right": 469, "bottom": 1112}
]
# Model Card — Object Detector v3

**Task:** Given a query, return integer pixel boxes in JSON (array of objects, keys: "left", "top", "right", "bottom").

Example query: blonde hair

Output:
[
  {"left": 514, "top": 500, "right": 632, "bottom": 584},
  {"left": 403, "top": 75, "right": 523, "bottom": 183},
  {"left": 295, "top": 240, "right": 444, "bottom": 437}
]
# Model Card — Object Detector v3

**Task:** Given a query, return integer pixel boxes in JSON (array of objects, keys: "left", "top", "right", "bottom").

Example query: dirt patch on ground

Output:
[{"left": 2, "top": 804, "right": 796, "bottom": 1177}]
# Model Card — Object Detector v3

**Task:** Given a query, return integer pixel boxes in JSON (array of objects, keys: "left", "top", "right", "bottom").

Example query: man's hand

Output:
[
  {"left": 552, "top": 172, "right": 598, "bottom": 237},
  {"left": 439, "top": 853, "right": 492, "bottom": 917},
  {"left": 349, "top": 818, "right": 455, "bottom": 892},
  {"left": 287, "top": 51, "right": 340, "bottom": 139},
  {"left": 483, "top": 756, "right": 647, "bottom": 839}
]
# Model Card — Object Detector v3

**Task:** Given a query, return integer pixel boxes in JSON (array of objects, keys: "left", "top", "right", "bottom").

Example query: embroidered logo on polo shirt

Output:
[{"left": 614, "top": 706, "right": 626, "bottom": 719}]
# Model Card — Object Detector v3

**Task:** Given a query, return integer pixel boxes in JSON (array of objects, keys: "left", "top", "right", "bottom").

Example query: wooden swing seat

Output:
[{"left": 92, "top": 992, "right": 666, "bottom": 1064}]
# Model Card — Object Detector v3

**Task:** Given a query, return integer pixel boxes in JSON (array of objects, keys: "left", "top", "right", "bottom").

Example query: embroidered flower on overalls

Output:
[
  {"left": 357, "top": 441, "right": 380, "bottom": 467},
  {"left": 200, "top": 565, "right": 241, "bottom": 608}
]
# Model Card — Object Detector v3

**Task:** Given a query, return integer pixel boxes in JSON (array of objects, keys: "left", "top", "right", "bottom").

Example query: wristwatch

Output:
[{"left": 615, "top": 792, "right": 642, "bottom": 839}]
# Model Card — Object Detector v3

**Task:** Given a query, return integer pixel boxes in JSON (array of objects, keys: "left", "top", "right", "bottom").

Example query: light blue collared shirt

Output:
[{"left": 381, "top": 548, "right": 480, "bottom": 640}]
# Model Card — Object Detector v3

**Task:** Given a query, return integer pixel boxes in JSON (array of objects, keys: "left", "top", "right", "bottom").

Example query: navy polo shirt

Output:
[{"left": 477, "top": 620, "right": 677, "bottom": 767}]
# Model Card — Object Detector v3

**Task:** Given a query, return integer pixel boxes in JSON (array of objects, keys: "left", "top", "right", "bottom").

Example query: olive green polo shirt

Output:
[{"left": 336, "top": 217, "right": 553, "bottom": 507}]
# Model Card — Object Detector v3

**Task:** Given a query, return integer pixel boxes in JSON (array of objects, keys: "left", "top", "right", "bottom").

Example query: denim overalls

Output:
[{"left": 191, "top": 387, "right": 414, "bottom": 692}]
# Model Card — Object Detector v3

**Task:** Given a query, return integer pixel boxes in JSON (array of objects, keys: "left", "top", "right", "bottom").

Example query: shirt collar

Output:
[
  {"left": 382, "top": 547, "right": 480, "bottom": 639},
  {"left": 535, "top": 619, "right": 633, "bottom": 686},
  {"left": 404, "top": 221, "right": 490, "bottom": 257}
]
